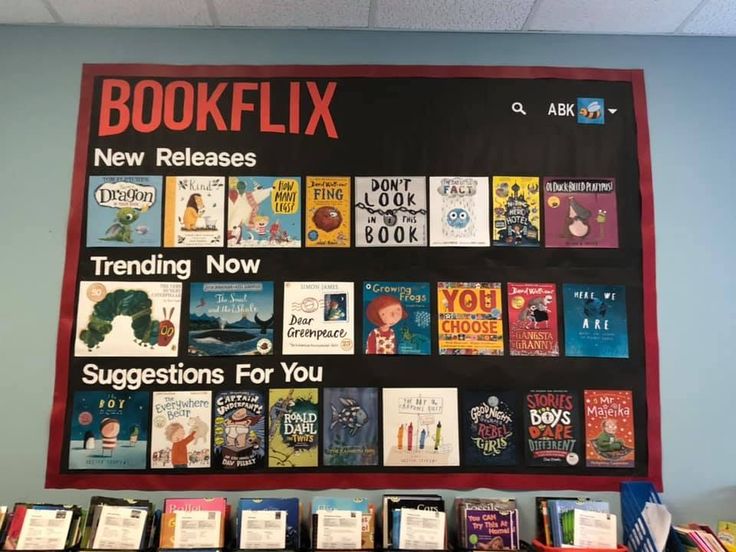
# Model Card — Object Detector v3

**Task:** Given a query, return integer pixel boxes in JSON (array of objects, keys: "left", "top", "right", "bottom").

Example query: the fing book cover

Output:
[
  {"left": 363, "top": 282, "right": 431, "bottom": 355},
  {"left": 461, "top": 390, "right": 519, "bottom": 466},
  {"left": 492, "top": 176, "right": 541, "bottom": 246},
  {"left": 163, "top": 176, "right": 225, "bottom": 247},
  {"left": 86, "top": 175, "right": 162, "bottom": 247},
  {"left": 437, "top": 282, "right": 504, "bottom": 355},
  {"left": 563, "top": 284, "right": 629, "bottom": 358},
  {"left": 213, "top": 390, "right": 266, "bottom": 470},
  {"left": 584, "top": 390, "right": 635, "bottom": 468},
  {"left": 305, "top": 176, "right": 351, "bottom": 247},
  {"left": 507, "top": 283, "right": 559, "bottom": 356},
  {"left": 268, "top": 388, "right": 319, "bottom": 468}
]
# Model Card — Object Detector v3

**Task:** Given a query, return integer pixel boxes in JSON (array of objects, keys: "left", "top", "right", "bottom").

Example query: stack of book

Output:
[
  {"left": 675, "top": 523, "right": 732, "bottom": 552},
  {"left": 456, "top": 498, "right": 519, "bottom": 550},
  {"left": 2, "top": 503, "right": 84, "bottom": 551},
  {"left": 382, "top": 494, "right": 446, "bottom": 550},
  {"left": 310, "top": 497, "right": 375, "bottom": 550},
  {"left": 82, "top": 496, "right": 154, "bottom": 550},
  {"left": 236, "top": 497, "right": 300, "bottom": 550},
  {"left": 536, "top": 497, "right": 615, "bottom": 549},
  {"left": 159, "top": 497, "right": 227, "bottom": 549}
]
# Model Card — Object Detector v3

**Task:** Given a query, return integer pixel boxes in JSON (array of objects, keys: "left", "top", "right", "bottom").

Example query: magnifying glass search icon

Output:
[{"left": 512, "top": 101, "right": 527, "bottom": 115}]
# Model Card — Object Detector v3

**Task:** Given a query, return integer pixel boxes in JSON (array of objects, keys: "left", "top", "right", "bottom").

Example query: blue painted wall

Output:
[{"left": 0, "top": 25, "right": 734, "bottom": 538}]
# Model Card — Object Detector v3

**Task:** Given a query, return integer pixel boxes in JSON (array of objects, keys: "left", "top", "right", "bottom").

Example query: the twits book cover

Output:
[{"left": 563, "top": 284, "right": 629, "bottom": 358}]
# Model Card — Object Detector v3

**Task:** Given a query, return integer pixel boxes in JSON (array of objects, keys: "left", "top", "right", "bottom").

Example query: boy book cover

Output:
[
  {"left": 237, "top": 498, "right": 300, "bottom": 549},
  {"left": 524, "top": 390, "right": 581, "bottom": 467},
  {"left": 461, "top": 390, "right": 519, "bottom": 466},
  {"left": 282, "top": 281, "right": 354, "bottom": 355},
  {"left": 67, "top": 391, "right": 150, "bottom": 470},
  {"left": 437, "top": 282, "right": 504, "bottom": 356},
  {"left": 323, "top": 388, "right": 379, "bottom": 466},
  {"left": 563, "top": 284, "right": 629, "bottom": 358},
  {"left": 75, "top": 281, "right": 182, "bottom": 357},
  {"left": 150, "top": 391, "right": 211, "bottom": 469},
  {"left": 363, "top": 282, "right": 431, "bottom": 355},
  {"left": 492, "top": 176, "right": 541, "bottom": 246},
  {"left": 507, "top": 283, "right": 560, "bottom": 356},
  {"left": 305, "top": 176, "right": 350, "bottom": 247},
  {"left": 544, "top": 177, "right": 619, "bottom": 248},
  {"left": 227, "top": 176, "right": 301, "bottom": 247},
  {"left": 584, "top": 390, "right": 635, "bottom": 468},
  {"left": 354, "top": 177, "right": 428, "bottom": 247},
  {"left": 268, "top": 388, "right": 319, "bottom": 468},
  {"left": 429, "top": 177, "right": 490, "bottom": 247},
  {"left": 382, "top": 388, "right": 460, "bottom": 467},
  {"left": 86, "top": 176, "right": 162, "bottom": 247},
  {"left": 188, "top": 281, "right": 274, "bottom": 357},
  {"left": 163, "top": 176, "right": 225, "bottom": 247},
  {"left": 213, "top": 390, "right": 266, "bottom": 470}
]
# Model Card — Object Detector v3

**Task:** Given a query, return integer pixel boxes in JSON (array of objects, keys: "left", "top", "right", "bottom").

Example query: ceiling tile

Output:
[
  {"left": 50, "top": 0, "right": 212, "bottom": 26},
  {"left": 528, "top": 0, "right": 703, "bottom": 33},
  {"left": 0, "top": 0, "right": 55, "bottom": 24},
  {"left": 682, "top": 0, "right": 736, "bottom": 35},
  {"left": 373, "top": 0, "right": 535, "bottom": 31},
  {"left": 212, "top": 0, "right": 370, "bottom": 27}
]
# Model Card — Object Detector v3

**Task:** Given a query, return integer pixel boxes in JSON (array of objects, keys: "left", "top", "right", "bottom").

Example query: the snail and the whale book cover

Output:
[{"left": 322, "top": 387, "right": 379, "bottom": 466}]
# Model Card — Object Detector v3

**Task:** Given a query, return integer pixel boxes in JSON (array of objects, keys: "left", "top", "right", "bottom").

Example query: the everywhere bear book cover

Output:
[
  {"left": 492, "top": 176, "right": 541, "bottom": 247},
  {"left": 213, "top": 390, "right": 266, "bottom": 470},
  {"left": 75, "top": 281, "right": 182, "bottom": 357},
  {"left": 188, "top": 281, "right": 274, "bottom": 357},
  {"left": 437, "top": 282, "right": 504, "bottom": 355},
  {"left": 507, "top": 283, "right": 560, "bottom": 356},
  {"left": 268, "top": 388, "right": 319, "bottom": 468},
  {"left": 86, "top": 175, "right": 162, "bottom": 247},
  {"left": 363, "top": 282, "right": 431, "bottom": 355},
  {"left": 150, "top": 391, "right": 212, "bottom": 469},
  {"left": 562, "top": 284, "right": 629, "bottom": 358},
  {"left": 584, "top": 389, "right": 635, "bottom": 468},
  {"left": 67, "top": 390, "right": 150, "bottom": 470},
  {"left": 322, "top": 387, "right": 379, "bottom": 466},
  {"left": 354, "top": 176, "right": 428, "bottom": 247},
  {"left": 227, "top": 176, "right": 301, "bottom": 247},
  {"left": 461, "top": 390, "right": 519, "bottom": 466},
  {"left": 543, "top": 177, "right": 619, "bottom": 248},
  {"left": 163, "top": 176, "right": 225, "bottom": 247},
  {"left": 429, "top": 177, "right": 490, "bottom": 247},
  {"left": 305, "top": 176, "right": 351, "bottom": 247}
]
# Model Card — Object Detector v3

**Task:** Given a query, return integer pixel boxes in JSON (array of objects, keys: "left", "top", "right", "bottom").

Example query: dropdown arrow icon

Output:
[{"left": 607, "top": 108, "right": 618, "bottom": 114}]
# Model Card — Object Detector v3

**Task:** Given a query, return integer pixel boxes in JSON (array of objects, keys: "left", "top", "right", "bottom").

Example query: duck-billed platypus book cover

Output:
[{"left": 322, "top": 387, "right": 378, "bottom": 466}]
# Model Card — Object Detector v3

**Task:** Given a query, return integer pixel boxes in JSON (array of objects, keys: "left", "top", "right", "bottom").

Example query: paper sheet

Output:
[
  {"left": 240, "top": 510, "right": 287, "bottom": 550},
  {"left": 16, "top": 509, "right": 73, "bottom": 551},
  {"left": 316, "top": 510, "right": 362, "bottom": 549},
  {"left": 573, "top": 509, "right": 617, "bottom": 549},
  {"left": 172, "top": 510, "right": 222, "bottom": 549},
  {"left": 92, "top": 506, "right": 148, "bottom": 550},
  {"left": 398, "top": 508, "right": 446, "bottom": 550}
]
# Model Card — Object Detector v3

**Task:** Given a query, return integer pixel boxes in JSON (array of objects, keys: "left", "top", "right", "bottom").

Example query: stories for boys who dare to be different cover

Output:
[
  {"left": 524, "top": 389, "right": 581, "bottom": 468},
  {"left": 363, "top": 282, "right": 431, "bottom": 355},
  {"left": 268, "top": 388, "right": 319, "bottom": 468},
  {"left": 584, "top": 390, "right": 635, "bottom": 468},
  {"left": 437, "top": 282, "right": 504, "bottom": 355},
  {"left": 322, "top": 387, "right": 379, "bottom": 466}
]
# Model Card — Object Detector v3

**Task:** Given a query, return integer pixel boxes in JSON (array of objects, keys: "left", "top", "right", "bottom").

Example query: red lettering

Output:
[
  {"left": 289, "top": 81, "right": 300, "bottom": 134},
  {"left": 230, "top": 82, "right": 258, "bottom": 132},
  {"left": 163, "top": 81, "right": 194, "bottom": 131},
  {"left": 196, "top": 82, "right": 228, "bottom": 131},
  {"left": 260, "top": 82, "right": 286, "bottom": 133},
  {"left": 98, "top": 79, "right": 130, "bottom": 137},
  {"left": 305, "top": 81, "right": 338, "bottom": 139},
  {"left": 131, "top": 80, "right": 163, "bottom": 133}
]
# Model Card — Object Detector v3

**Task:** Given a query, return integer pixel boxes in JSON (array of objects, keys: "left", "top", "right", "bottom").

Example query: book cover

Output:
[
  {"left": 163, "top": 176, "right": 225, "bottom": 247},
  {"left": 311, "top": 497, "right": 374, "bottom": 549},
  {"left": 429, "top": 177, "right": 490, "bottom": 247},
  {"left": 464, "top": 509, "right": 519, "bottom": 550},
  {"left": 382, "top": 495, "right": 444, "bottom": 549},
  {"left": 213, "top": 390, "right": 266, "bottom": 470},
  {"left": 548, "top": 499, "right": 609, "bottom": 547},
  {"left": 227, "top": 176, "right": 301, "bottom": 248},
  {"left": 525, "top": 390, "right": 581, "bottom": 467},
  {"left": 188, "top": 281, "right": 274, "bottom": 356},
  {"left": 150, "top": 391, "right": 211, "bottom": 469},
  {"left": 354, "top": 177, "right": 428, "bottom": 247},
  {"left": 543, "top": 177, "right": 619, "bottom": 248},
  {"left": 382, "top": 388, "right": 460, "bottom": 467},
  {"left": 507, "top": 283, "right": 560, "bottom": 356},
  {"left": 282, "top": 281, "right": 354, "bottom": 354},
  {"left": 237, "top": 498, "right": 300, "bottom": 549},
  {"left": 563, "top": 284, "right": 629, "bottom": 358},
  {"left": 161, "top": 498, "right": 227, "bottom": 548},
  {"left": 268, "top": 388, "right": 319, "bottom": 468},
  {"left": 584, "top": 390, "right": 635, "bottom": 468},
  {"left": 305, "top": 176, "right": 351, "bottom": 247},
  {"left": 75, "top": 281, "right": 182, "bottom": 357},
  {"left": 86, "top": 175, "right": 162, "bottom": 247},
  {"left": 323, "top": 388, "right": 379, "bottom": 466},
  {"left": 461, "top": 390, "right": 519, "bottom": 466},
  {"left": 437, "top": 282, "right": 504, "bottom": 355},
  {"left": 68, "top": 391, "right": 150, "bottom": 470},
  {"left": 492, "top": 176, "right": 541, "bottom": 246},
  {"left": 363, "top": 282, "right": 431, "bottom": 355},
  {"left": 83, "top": 496, "right": 153, "bottom": 550}
]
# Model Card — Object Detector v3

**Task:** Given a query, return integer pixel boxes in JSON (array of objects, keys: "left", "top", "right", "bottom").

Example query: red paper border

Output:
[{"left": 46, "top": 64, "right": 661, "bottom": 492}]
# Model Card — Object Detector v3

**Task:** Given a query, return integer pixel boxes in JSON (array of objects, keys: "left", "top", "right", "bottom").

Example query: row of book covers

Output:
[
  {"left": 87, "top": 175, "right": 619, "bottom": 249},
  {"left": 0, "top": 494, "right": 621, "bottom": 551},
  {"left": 69, "top": 388, "right": 635, "bottom": 471},
  {"left": 75, "top": 281, "right": 629, "bottom": 358}
]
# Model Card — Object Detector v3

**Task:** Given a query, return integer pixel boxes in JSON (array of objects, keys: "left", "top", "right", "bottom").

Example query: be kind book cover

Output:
[
  {"left": 75, "top": 281, "right": 182, "bottom": 357},
  {"left": 584, "top": 390, "right": 635, "bottom": 468},
  {"left": 507, "top": 283, "right": 559, "bottom": 356},
  {"left": 322, "top": 387, "right": 379, "bottom": 466},
  {"left": 437, "top": 282, "right": 504, "bottom": 355},
  {"left": 188, "top": 281, "right": 274, "bottom": 357},
  {"left": 227, "top": 176, "right": 301, "bottom": 247},
  {"left": 461, "top": 390, "right": 519, "bottom": 466},
  {"left": 429, "top": 177, "right": 490, "bottom": 247},
  {"left": 563, "top": 284, "right": 629, "bottom": 358},
  {"left": 305, "top": 176, "right": 351, "bottom": 247},
  {"left": 68, "top": 391, "right": 150, "bottom": 470},
  {"left": 86, "top": 175, "right": 162, "bottom": 247},
  {"left": 382, "top": 387, "right": 460, "bottom": 467},
  {"left": 492, "top": 176, "right": 541, "bottom": 247},
  {"left": 544, "top": 177, "right": 619, "bottom": 248},
  {"left": 363, "top": 282, "right": 431, "bottom": 355},
  {"left": 163, "top": 176, "right": 225, "bottom": 247}
]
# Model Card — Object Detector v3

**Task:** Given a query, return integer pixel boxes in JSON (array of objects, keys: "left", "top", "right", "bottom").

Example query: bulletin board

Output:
[{"left": 46, "top": 64, "right": 661, "bottom": 491}]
